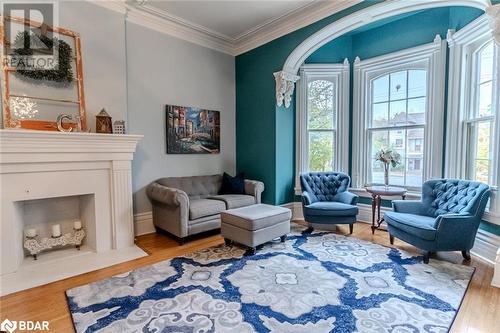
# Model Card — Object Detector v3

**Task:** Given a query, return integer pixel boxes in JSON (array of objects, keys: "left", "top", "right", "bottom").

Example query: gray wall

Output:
[
  {"left": 1, "top": 1, "right": 236, "bottom": 214},
  {"left": 126, "top": 23, "right": 236, "bottom": 214}
]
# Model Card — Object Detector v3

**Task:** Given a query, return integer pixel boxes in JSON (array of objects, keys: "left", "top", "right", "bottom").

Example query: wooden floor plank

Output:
[{"left": 1, "top": 222, "right": 498, "bottom": 332}]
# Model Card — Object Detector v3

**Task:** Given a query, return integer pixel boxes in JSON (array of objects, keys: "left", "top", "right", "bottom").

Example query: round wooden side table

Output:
[{"left": 365, "top": 186, "right": 407, "bottom": 234}]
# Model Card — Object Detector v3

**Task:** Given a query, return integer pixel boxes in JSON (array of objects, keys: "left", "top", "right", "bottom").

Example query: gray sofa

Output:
[{"left": 146, "top": 174, "right": 264, "bottom": 243}]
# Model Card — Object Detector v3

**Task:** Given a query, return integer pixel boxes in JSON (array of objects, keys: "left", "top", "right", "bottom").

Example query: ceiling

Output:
[
  {"left": 95, "top": 0, "right": 360, "bottom": 55},
  {"left": 147, "top": 1, "right": 314, "bottom": 41}
]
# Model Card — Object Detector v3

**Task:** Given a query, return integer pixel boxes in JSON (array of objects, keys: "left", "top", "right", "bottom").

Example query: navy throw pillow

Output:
[{"left": 219, "top": 172, "right": 245, "bottom": 195}]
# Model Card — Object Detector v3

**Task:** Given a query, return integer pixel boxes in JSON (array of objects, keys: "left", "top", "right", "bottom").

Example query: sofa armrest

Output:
[
  {"left": 333, "top": 191, "right": 358, "bottom": 205},
  {"left": 392, "top": 200, "right": 424, "bottom": 215},
  {"left": 245, "top": 179, "right": 265, "bottom": 203},
  {"left": 147, "top": 182, "right": 190, "bottom": 207},
  {"left": 302, "top": 191, "right": 314, "bottom": 206},
  {"left": 435, "top": 213, "right": 479, "bottom": 249}
]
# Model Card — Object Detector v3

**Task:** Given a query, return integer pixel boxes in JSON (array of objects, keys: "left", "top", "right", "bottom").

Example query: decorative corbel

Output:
[
  {"left": 274, "top": 71, "right": 300, "bottom": 108},
  {"left": 486, "top": 4, "right": 500, "bottom": 45}
]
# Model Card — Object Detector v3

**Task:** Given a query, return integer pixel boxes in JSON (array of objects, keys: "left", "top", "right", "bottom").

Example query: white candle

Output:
[
  {"left": 26, "top": 228, "right": 37, "bottom": 238},
  {"left": 51, "top": 224, "right": 61, "bottom": 237},
  {"left": 74, "top": 220, "right": 82, "bottom": 230}
]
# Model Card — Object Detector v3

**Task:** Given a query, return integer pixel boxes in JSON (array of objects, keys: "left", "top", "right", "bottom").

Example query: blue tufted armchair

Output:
[
  {"left": 300, "top": 172, "right": 359, "bottom": 233},
  {"left": 384, "top": 179, "right": 490, "bottom": 263}
]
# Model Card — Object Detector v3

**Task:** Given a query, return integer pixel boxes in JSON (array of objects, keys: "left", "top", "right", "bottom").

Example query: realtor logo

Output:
[
  {"left": 2, "top": 1, "right": 59, "bottom": 71},
  {"left": 0, "top": 319, "right": 17, "bottom": 333},
  {"left": 0, "top": 318, "right": 49, "bottom": 332}
]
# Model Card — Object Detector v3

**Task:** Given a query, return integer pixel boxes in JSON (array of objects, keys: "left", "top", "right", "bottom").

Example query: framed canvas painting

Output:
[{"left": 166, "top": 105, "right": 221, "bottom": 154}]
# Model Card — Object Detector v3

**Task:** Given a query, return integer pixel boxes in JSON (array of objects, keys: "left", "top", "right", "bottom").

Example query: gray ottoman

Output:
[{"left": 221, "top": 204, "right": 291, "bottom": 254}]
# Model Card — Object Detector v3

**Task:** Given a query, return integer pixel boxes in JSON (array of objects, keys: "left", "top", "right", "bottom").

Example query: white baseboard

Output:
[{"left": 134, "top": 211, "right": 155, "bottom": 236}]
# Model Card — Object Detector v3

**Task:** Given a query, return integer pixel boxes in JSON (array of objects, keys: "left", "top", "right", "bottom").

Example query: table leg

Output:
[
  {"left": 377, "top": 195, "right": 381, "bottom": 223},
  {"left": 371, "top": 194, "right": 376, "bottom": 234}
]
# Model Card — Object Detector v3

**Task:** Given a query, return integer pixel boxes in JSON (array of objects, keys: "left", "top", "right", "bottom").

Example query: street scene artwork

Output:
[{"left": 166, "top": 105, "right": 221, "bottom": 154}]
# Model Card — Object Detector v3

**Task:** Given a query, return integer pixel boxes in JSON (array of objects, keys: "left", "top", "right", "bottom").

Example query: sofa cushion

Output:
[
  {"left": 304, "top": 202, "right": 358, "bottom": 217},
  {"left": 219, "top": 172, "right": 245, "bottom": 195},
  {"left": 208, "top": 194, "right": 255, "bottom": 209},
  {"left": 189, "top": 199, "right": 226, "bottom": 220},
  {"left": 384, "top": 211, "right": 437, "bottom": 241},
  {"left": 221, "top": 204, "right": 291, "bottom": 231}
]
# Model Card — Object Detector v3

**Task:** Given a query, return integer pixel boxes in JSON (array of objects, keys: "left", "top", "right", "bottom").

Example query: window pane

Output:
[
  {"left": 407, "top": 97, "right": 426, "bottom": 125},
  {"left": 406, "top": 128, "right": 424, "bottom": 187},
  {"left": 370, "top": 130, "right": 389, "bottom": 185},
  {"left": 372, "top": 102, "right": 389, "bottom": 127},
  {"left": 308, "top": 80, "right": 335, "bottom": 130},
  {"left": 390, "top": 71, "right": 407, "bottom": 100},
  {"left": 389, "top": 100, "right": 406, "bottom": 126},
  {"left": 478, "top": 81, "right": 493, "bottom": 117},
  {"left": 470, "top": 121, "right": 493, "bottom": 184},
  {"left": 372, "top": 75, "right": 389, "bottom": 103},
  {"left": 308, "top": 131, "right": 334, "bottom": 172},
  {"left": 408, "top": 70, "right": 426, "bottom": 98},
  {"left": 479, "top": 41, "right": 494, "bottom": 83},
  {"left": 388, "top": 129, "right": 406, "bottom": 186},
  {"left": 370, "top": 128, "right": 424, "bottom": 188}
]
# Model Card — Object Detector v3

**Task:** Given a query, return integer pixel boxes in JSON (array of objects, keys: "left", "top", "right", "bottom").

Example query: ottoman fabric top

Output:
[{"left": 221, "top": 204, "right": 292, "bottom": 231}]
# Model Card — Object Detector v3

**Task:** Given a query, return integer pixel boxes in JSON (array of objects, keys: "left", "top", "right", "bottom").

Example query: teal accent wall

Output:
[
  {"left": 236, "top": 1, "right": 377, "bottom": 204},
  {"left": 236, "top": 3, "right": 500, "bottom": 235}
]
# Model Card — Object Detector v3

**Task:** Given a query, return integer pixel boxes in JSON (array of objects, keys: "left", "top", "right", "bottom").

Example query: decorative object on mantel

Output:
[
  {"left": 96, "top": 109, "right": 113, "bottom": 134},
  {"left": 113, "top": 120, "right": 126, "bottom": 134},
  {"left": 56, "top": 114, "right": 73, "bottom": 132},
  {"left": 9, "top": 95, "right": 39, "bottom": 122},
  {"left": 166, "top": 104, "right": 220, "bottom": 154},
  {"left": 12, "top": 31, "right": 74, "bottom": 84},
  {"left": 24, "top": 227, "right": 85, "bottom": 260},
  {"left": 374, "top": 148, "right": 401, "bottom": 188},
  {"left": 273, "top": 70, "right": 299, "bottom": 108},
  {"left": 0, "top": 16, "right": 87, "bottom": 131}
]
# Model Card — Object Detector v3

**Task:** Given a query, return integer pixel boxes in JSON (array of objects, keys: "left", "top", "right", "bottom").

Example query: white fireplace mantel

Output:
[{"left": 0, "top": 129, "right": 145, "bottom": 295}]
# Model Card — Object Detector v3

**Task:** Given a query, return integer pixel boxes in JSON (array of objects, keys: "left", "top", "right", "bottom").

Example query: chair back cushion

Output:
[
  {"left": 157, "top": 175, "right": 221, "bottom": 199},
  {"left": 300, "top": 172, "right": 350, "bottom": 202},
  {"left": 422, "top": 179, "right": 490, "bottom": 217}
]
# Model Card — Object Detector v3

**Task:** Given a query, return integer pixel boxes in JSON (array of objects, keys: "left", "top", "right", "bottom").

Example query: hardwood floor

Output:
[{"left": 1, "top": 222, "right": 498, "bottom": 332}]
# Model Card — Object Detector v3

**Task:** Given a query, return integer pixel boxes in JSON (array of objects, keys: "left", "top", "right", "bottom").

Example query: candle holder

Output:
[{"left": 24, "top": 228, "right": 86, "bottom": 260}]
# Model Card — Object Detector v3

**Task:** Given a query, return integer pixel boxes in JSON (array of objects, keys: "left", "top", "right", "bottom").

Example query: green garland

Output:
[{"left": 12, "top": 31, "right": 74, "bottom": 84}]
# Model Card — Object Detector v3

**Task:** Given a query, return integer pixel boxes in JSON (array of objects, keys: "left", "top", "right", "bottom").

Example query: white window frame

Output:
[
  {"left": 352, "top": 35, "right": 447, "bottom": 190},
  {"left": 446, "top": 14, "right": 500, "bottom": 223},
  {"left": 295, "top": 61, "right": 350, "bottom": 194}
]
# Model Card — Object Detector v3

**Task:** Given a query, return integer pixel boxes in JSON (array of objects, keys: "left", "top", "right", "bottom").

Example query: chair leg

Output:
[
  {"left": 280, "top": 235, "right": 286, "bottom": 242},
  {"left": 305, "top": 226, "right": 314, "bottom": 233},
  {"left": 389, "top": 234, "right": 394, "bottom": 245},
  {"left": 224, "top": 238, "right": 232, "bottom": 246},
  {"left": 462, "top": 250, "right": 471, "bottom": 261},
  {"left": 423, "top": 251, "right": 431, "bottom": 264},
  {"left": 349, "top": 224, "right": 353, "bottom": 234}
]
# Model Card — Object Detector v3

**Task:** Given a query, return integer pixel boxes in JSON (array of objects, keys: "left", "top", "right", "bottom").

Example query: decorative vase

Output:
[{"left": 384, "top": 163, "right": 389, "bottom": 189}]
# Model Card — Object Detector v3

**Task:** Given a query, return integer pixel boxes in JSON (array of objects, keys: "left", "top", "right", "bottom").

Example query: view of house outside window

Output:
[{"left": 369, "top": 69, "right": 426, "bottom": 188}]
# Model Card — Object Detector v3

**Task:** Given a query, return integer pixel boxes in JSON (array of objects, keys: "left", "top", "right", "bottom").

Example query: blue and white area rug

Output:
[{"left": 66, "top": 224, "right": 474, "bottom": 332}]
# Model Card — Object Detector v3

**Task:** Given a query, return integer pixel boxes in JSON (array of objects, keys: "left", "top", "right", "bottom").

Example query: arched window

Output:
[
  {"left": 295, "top": 63, "right": 350, "bottom": 193},
  {"left": 368, "top": 69, "right": 427, "bottom": 187},
  {"left": 352, "top": 37, "right": 446, "bottom": 191}
]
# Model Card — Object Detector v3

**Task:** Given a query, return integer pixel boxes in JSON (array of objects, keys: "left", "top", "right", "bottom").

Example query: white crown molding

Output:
[
  {"left": 233, "top": 0, "right": 362, "bottom": 55},
  {"left": 88, "top": 0, "right": 361, "bottom": 56}
]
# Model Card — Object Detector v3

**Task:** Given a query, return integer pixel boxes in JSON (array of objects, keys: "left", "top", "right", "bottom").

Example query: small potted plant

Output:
[{"left": 375, "top": 148, "right": 401, "bottom": 188}]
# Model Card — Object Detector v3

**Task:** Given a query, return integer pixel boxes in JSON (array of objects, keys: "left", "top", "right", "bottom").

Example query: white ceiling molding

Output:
[{"left": 88, "top": 0, "right": 361, "bottom": 56}]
